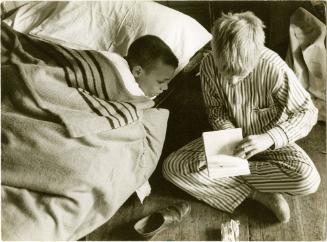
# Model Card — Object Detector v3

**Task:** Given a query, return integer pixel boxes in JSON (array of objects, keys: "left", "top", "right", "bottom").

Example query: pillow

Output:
[
  {"left": 109, "top": 1, "right": 212, "bottom": 73},
  {"left": 0, "top": 1, "right": 29, "bottom": 17},
  {"left": 3, "top": 1, "right": 211, "bottom": 75}
]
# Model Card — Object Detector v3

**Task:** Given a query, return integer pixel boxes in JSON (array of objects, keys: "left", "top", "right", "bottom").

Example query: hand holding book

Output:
[{"left": 233, "top": 133, "right": 274, "bottom": 159}]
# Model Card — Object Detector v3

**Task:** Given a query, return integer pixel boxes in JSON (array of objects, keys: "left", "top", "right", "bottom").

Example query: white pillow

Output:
[
  {"left": 110, "top": 1, "right": 212, "bottom": 73},
  {"left": 4, "top": 1, "right": 211, "bottom": 74}
]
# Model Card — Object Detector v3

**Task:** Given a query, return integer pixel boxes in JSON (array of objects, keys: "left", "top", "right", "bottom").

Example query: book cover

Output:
[{"left": 202, "top": 128, "right": 251, "bottom": 178}]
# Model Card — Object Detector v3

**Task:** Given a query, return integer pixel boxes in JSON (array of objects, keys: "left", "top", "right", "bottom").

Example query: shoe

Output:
[
  {"left": 250, "top": 191, "right": 290, "bottom": 223},
  {"left": 134, "top": 202, "right": 191, "bottom": 240}
]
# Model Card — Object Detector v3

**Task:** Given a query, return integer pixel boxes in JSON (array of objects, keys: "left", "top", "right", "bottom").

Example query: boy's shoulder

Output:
[
  {"left": 201, "top": 51, "right": 218, "bottom": 70},
  {"left": 259, "top": 47, "right": 288, "bottom": 70},
  {"left": 200, "top": 51, "right": 217, "bottom": 73}
]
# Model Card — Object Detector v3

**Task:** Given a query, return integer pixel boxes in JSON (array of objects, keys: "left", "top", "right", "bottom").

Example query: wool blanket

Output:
[{"left": 1, "top": 23, "right": 169, "bottom": 240}]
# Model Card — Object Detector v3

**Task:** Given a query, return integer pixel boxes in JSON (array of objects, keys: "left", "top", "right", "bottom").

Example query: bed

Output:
[{"left": 1, "top": 1, "right": 211, "bottom": 240}]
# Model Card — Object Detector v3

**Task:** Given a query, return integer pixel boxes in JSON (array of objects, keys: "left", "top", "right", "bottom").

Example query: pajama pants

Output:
[{"left": 162, "top": 137, "right": 321, "bottom": 213}]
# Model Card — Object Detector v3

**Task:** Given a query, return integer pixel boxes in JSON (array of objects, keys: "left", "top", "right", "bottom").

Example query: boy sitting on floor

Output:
[{"left": 162, "top": 11, "right": 320, "bottom": 223}]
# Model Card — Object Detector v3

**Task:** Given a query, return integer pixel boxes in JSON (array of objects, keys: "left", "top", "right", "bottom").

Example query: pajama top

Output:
[{"left": 200, "top": 47, "right": 318, "bottom": 149}]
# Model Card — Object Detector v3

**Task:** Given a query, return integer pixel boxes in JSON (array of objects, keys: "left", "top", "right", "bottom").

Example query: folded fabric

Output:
[
  {"left": 286, "top": 7, "right": 326, "bottom": 121},
  {"left": 136, "top": 181, "right": 152, "bottom": 204}
]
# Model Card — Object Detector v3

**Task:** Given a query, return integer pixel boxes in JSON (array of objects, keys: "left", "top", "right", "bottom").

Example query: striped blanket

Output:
[
  {"left": 1, "top": 22, "right": 154, "bottom": 137},
  {"left": 1, "top": 23, "right": 169, "bottom": 240}
]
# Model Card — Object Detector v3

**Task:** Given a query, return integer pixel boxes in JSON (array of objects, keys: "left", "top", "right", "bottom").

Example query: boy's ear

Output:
[{"left": 131, "top": 65, "right": 143, "bottom": 78}]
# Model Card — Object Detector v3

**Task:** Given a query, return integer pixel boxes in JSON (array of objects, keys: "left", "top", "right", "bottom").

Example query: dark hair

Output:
[{"left": 126, "top": 35, "right": 178, "bottom": 70}]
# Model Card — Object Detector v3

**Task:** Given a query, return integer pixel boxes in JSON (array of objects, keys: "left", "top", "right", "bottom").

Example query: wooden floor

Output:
[{"left": 85, "top": 75, "right": 326, "bottom": 241}]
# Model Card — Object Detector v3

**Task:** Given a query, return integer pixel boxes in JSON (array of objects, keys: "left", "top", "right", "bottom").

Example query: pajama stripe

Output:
[
  {"left": 163, "top": 138, "right": 321, "bottom": 213},
  {"left": 243, "top": 143, "right": 321, "bottom": 195}
]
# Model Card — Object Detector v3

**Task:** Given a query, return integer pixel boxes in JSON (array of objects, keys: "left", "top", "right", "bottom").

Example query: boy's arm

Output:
[
  {"left": 266, "top": 67, "right": 318, "bottom": 149},
  {"left": 200, "top": 55, "right": 235, "bottom": 130}
]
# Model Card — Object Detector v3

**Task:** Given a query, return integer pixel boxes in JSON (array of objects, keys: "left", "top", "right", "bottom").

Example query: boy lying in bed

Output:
[{"left": 1, "top": 23, "right": 178, "bottom": 240}]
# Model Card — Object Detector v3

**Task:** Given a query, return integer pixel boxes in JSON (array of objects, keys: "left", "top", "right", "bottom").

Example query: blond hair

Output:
[{"left": 211, "top": 11, "right": 265, "bottom": 76}]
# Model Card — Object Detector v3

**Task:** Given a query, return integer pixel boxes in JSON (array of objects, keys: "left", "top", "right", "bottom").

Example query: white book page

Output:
[
  {"left": 202, "top": 128, "right": 250, "bottom": 178},
  {"left": 203, "top": 128, "right": 243, "bottom": 156}
]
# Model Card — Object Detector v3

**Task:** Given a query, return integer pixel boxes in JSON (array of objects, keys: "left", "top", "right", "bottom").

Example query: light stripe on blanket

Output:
[{"left": 1, "top": 23, "right": 153, "bottom": 135}]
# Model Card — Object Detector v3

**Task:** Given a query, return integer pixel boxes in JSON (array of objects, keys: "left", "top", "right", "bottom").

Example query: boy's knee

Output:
[
  {"left": 293, "top": 167, "right": 321, "bottom": 195},
  {"left": 304, "top": 171, "right": 321, "bottom": 194}
]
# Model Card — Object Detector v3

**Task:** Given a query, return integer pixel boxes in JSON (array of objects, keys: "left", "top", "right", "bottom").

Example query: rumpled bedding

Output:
[
  {"left": 286, "top": 7, "right": 326, "bottom": 121},
  {"left": 1, "top": 23, "right": 169, "bottom": 240}
]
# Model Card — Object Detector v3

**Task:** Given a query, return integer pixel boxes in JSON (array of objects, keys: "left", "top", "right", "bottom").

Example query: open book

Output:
[{"left": 202, "top": 128, "right": 250, "bottom": 178}]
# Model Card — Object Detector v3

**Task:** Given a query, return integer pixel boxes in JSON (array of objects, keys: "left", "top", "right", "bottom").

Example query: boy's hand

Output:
[{"left": 234, "top": 133, "right": 274, "bottom": 159}]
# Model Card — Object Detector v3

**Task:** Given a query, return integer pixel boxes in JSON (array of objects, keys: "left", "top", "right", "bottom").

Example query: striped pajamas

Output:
[{"left": 162, "top": 48, "right": 321, "bottom": 213}]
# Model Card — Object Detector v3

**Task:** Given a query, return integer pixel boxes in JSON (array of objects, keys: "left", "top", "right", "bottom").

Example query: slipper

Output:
[{"left": 134, "top": 202, "right": 191, "bottom": 240}]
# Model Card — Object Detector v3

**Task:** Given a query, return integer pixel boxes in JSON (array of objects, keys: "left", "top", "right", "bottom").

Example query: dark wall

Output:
[{"left": 158, "top": 1, "right": 322, "bottom": 58}]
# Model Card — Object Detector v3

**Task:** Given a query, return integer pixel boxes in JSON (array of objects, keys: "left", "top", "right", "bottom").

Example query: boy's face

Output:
[{"left": 133, "top": 60, "right": 175, "bottom": 97}]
